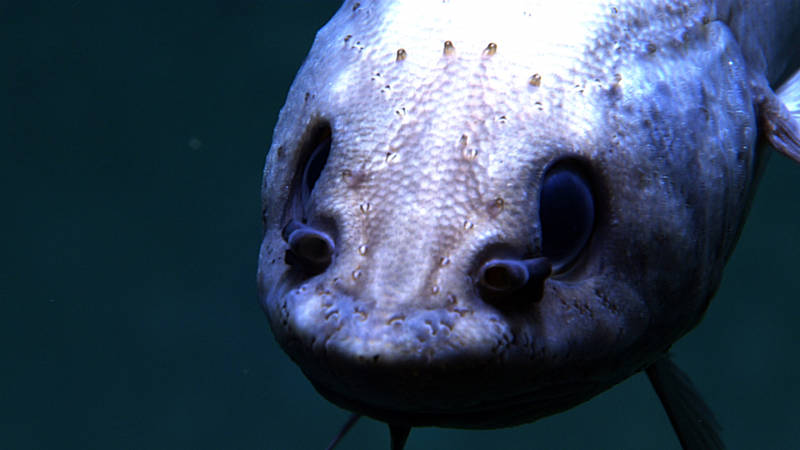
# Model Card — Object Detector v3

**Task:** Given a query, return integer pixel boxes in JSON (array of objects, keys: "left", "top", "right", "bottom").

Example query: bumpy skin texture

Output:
[{"left": 259, "top": 0, "right": 797, "bottom": 428}]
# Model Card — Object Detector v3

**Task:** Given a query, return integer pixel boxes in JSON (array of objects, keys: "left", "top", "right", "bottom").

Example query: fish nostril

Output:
[
  {"left": 477, "top": 257, "right": 552, "bottom": 307},
  {"left": 283, "top": 220, "right": 335, "bottom": 274},
  {"left": 479, "top": 260, "right": 529, "bottom": 292}
]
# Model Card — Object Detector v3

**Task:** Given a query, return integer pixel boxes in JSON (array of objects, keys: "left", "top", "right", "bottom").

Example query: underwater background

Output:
[{"left": 3, "top": 1, "right": 799, "bottom": 449}]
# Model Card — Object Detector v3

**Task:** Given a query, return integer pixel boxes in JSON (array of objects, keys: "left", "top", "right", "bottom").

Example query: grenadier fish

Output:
[{"left": 258, "top": 1, "right": 800, "bottom": 448}]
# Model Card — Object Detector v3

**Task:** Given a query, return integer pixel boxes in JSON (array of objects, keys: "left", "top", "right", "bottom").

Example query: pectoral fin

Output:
[
  {"left": 761, "top": 69, "right": 800, "bottom": 163},
  {"left": 646, "top": 355, "right": 724, "bottom": 450}
]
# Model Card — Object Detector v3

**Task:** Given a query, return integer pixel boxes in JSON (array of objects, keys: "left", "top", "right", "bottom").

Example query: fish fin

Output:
[
  {"left": 777, "top": 68, "right": 800, "bottom": 124},
  {"left": 388, "top": 423, "right": 411, "bottom": 450},
  {"left": 325, "top": 413, "right": 361, "bottom": 450},
  {"left": 760, "top": 69, "right": 800, "bottom": 164},
  {"left": 646, "top": 355, "right": 725, "bottom": 450}
]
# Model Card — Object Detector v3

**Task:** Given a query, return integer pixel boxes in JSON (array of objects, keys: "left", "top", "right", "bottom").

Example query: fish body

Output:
[{"left": 259, "top": 0, "right": 800, "bottom": 447}]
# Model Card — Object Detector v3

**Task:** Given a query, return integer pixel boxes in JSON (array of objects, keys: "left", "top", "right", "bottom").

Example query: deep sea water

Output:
[{"left": 2, "top": 1, "right": 798, "bottom": 448}]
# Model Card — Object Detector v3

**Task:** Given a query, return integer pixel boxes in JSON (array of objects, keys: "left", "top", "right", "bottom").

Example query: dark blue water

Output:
[{"left": 3, "top": 1, "right": 798, "bottom": 449}]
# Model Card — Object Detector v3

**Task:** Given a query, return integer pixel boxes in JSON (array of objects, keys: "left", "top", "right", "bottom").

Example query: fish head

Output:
[{"left": 258, "top": 0, "right": 760, "bottom": 428}]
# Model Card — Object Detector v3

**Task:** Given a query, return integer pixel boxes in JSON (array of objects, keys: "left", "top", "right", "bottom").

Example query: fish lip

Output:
[{"left": 269, "top": 284, "right": 496, "bottom": 367}]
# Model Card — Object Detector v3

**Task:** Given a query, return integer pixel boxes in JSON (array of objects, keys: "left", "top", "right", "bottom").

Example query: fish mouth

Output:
[
  {"left": 309, "top": 361, "right": 612, "bottom": 429},
  {"left": 262, "top": 274, "right": 642, "bottom": 429}
]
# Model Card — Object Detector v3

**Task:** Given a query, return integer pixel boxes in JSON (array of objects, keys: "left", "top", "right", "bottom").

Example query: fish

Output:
[{"left": 257, "top": 1, "right": 800, "bottom": 448}]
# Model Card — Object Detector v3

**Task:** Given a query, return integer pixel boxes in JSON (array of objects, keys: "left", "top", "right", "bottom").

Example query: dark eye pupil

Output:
[
  {"left": 539, "top": 163, "right": 595, "bottom": 269},
  {"left": 302, "top": 134, "right": 331, "bottom": 203}
]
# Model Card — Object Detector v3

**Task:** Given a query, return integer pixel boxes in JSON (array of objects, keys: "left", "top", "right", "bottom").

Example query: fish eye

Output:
[
  {"left": 282, "top": 122, "right": 336, "bottom": 275},
  {"left": 539, "top": 160, "right": 595, "bottom": 271},
  {"left": 301, "top": 126, "right": 332, "bottom": 208}
]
